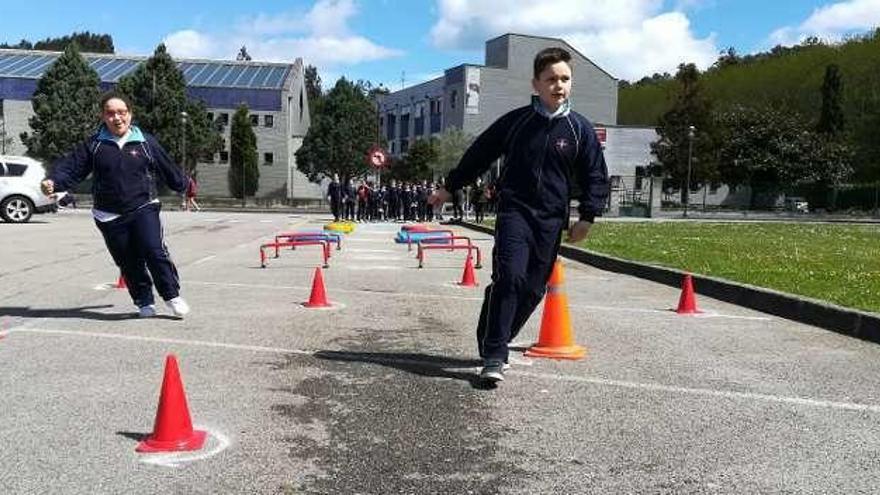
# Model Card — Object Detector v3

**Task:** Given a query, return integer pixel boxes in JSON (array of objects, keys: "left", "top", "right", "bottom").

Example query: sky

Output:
[{"left": 2, "top": 0, "right": 879, "bottom": 88}]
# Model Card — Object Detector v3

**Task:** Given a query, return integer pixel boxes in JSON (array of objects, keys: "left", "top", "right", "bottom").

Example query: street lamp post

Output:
[
  {"left": 180, "top": 111, "right": 188, "bottom": 210},
  {"left": 684, "top": 125, "right": 695, "bottom": 218}
]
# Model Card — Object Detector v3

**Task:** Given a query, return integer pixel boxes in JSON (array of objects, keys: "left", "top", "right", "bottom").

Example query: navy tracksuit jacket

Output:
[
  {"left": 445, "top": 102, "right": 610, "bottom": 362},
  {"left": 49, "top": 125, "right": 189, "bottom": 308}
]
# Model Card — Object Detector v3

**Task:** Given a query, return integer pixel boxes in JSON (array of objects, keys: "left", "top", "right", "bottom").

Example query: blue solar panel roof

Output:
[{"left": 0, "top": 50, "right": 292, "bottom": 90}]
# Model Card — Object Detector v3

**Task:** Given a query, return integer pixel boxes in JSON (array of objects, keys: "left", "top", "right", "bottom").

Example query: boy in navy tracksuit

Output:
[
  {"left": 429, "top": 47, "right": 609, "bottom": 383},
  {"left": 41, "top": 92, "right": 191, "bottom": 319}
]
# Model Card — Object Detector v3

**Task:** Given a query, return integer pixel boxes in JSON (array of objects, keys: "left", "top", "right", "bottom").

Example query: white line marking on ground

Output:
[
  {"left": 568, "top": 304, "right": 771, "bottom": 321},
  {"left": 178, "top": 280, "right": 766, "bottom": 320},
  {"left": 513, "top": 370, "right": 880, "bottom": 414},
  {"left": 346, "top": 256, "right": 402, "bottom": 261},
  {"left": 259, "top": 220, "right": 273, "bottom": 223},
  {"left": 7, "top": 328, "right": 313, "bottom": 355},
  {"left": 178, "top": 280, "right": 483, "bottom": 301},
  {"left": 346, "top": 265, "right": 405, "bottom": 270},
  {"left": 139, "top": 428, "right": 231, "bottom": 468},
  {"left": 8, "top": 326, "right": 880, "bottom": 415},
  {"left": 192, "top": 255, "right": 216, "bottom": 265}
]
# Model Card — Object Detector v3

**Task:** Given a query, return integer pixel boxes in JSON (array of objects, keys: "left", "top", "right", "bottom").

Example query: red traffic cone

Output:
[
  {"left": 304, "top": 267, "right": 331, "bottom": 308},
  {"left": 675, "top": 273, "right": 701, "bottom": 314},
  {"left": 115, "top": 273, "right": 127, "bottom": 289},
  {"left": 136, "top": 355, "right": 207, "bottom": 453},
  {"left": 458, "top": 255, "right": 478, "bottom": 287}
]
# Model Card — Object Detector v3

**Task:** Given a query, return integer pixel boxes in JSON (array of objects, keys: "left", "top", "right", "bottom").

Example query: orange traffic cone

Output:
[
  {"left": 524, "top": 260, "right": 586, "bottom": 360},
  {"left": 304, "top": 267, "right": 331, "bottom": 308},
  {"left": 136, "top": 355, "right": 207, "bottom": 453},
  {"left": 675, "top": 273, "right": 701, "bottom": 314},
  {"left": 115, "top": 273, "right": 127, "bottom": 289},
  {"left": 458, "top": 255, "right": 478, "bottom": 287}
]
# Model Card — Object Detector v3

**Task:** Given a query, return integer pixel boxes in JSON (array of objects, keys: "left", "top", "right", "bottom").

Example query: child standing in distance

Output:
[
  {"left": 41, "top": 92, "right": 192, "bottom": 319},
  {"left": 428, "top": 47, "right": 609, "bottom": 383}
]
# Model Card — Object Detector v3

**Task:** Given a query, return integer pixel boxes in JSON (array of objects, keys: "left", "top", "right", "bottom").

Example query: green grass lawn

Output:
[
  {"left": 570, "top": 222, "right": 880, "bottom": 313},
  {"left": 479, "top": 218, "right": 880, "bottom": 312}
]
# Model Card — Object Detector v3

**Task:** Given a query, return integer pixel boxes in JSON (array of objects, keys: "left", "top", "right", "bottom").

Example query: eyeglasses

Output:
[{"left": 103, "top": 109, "right": 130, "bottom": 117}]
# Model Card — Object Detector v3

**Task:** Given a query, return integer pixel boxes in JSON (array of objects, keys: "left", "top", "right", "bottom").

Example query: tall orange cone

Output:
[
  {"left": 136, "top": 355, "right": 207, "bottom": 453},
  {"left": 524, "top": 260, "right": 586, "bottom": 360},
  {"left": 675, "top": 273, "right": 701, "bottom": 314},
  {"left": 458, "top": 255, "right": 478, "bottom": 287},
  {"left": 304, "top": 267, "right": 331, "bottom": 308},
  {"left": 115, "top": 273, "right": 127, "bottom": 289}
]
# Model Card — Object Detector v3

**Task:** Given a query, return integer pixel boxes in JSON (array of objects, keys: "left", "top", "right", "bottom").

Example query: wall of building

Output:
[{"left": 0, "top": 53, "right": 317, "bottom": 201}]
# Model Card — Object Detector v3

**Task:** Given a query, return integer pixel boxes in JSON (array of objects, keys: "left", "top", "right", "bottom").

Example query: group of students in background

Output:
[{"left": 326, "top": 174, "right": 496, "bottom": 224}]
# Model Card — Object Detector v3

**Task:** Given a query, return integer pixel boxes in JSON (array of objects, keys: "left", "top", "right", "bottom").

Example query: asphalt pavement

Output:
[{"left": 2, "top": 209, "right": 880, "bottom": 494}]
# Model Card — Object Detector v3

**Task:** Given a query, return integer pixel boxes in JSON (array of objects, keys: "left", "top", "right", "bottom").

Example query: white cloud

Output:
[
  {"left": 428, "top": 0, "right": 718, "bottom": 80},
  {"left": 162, "top": 0, "right": 402, "bottom": 68},
  {"left": 769, "top": 0, "right": 880, "bottom": 46}
]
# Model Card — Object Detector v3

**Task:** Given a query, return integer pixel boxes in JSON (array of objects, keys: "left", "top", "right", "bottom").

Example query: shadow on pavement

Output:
[
  {"left": 314, "top": 350, "right": 497, "bottom": 390},
  {"left": 0, "top": 305, "right": 177, "bottom": 321},
  {"left": 115, "top": 431, "right": 148, "bottom": 443}
]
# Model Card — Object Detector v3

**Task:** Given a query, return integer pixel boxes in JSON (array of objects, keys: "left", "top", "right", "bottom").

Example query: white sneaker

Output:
[
  {"left": 165, "top": 297, "right": 190, "bottom": 317},
  {"left": 138, "top": 305, "right": 157, "bottom": 318}
]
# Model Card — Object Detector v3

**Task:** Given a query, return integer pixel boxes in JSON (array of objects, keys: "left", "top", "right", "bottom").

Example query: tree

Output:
[
  {"left": 651, "top": 63, "right": 718, "bottom": 202},
  {"left": 229, "top": 104, "right": 259, "bottom": 198},
  {"left": 817, "top": 64, "right": 845, "bottom": 137},
  {"left": 304, "top": 64, "right": 323, "bottom": 115},
  {"left": 715, "top": 105, "right": 853, "bottom": 206},
  {"left": 20, "top": 43, "right": 101, "bottom": 166},
  {"left": 236, "top": 46, "right": 252, "bottom": 61},
  {"left": 117, "top": 44, "right": 221, "bottom": 173},
  {"left": 295, "top": 78, "right": 378, "bottom": 183},
  {"left": 392, "top": 138, "right": 436, "bottom": 182},
  {"left": 2, "top": 32, "right": 114, "bottom": 53},
  {"left": 433, "top": 127, "right": 473, "bottom": 180},
  {"left": 0, "top": 118, "right": 14, "bottom": 154}
]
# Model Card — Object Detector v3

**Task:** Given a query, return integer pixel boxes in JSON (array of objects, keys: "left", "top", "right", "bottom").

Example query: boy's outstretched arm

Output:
[{"left": 428, "top": 111, "right": 520, "bottom": 207}]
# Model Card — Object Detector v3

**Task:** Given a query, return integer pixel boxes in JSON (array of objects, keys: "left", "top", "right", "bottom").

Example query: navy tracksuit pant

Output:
[
  {"left": 95, "top": 203, "right": 180, "bottom": 308},
  {"left": 476, "top": 204, "right": 564, "bottom": 362}
]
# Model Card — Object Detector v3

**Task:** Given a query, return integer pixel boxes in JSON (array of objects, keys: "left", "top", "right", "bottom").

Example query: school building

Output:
[
  {"left": 378, "top": 33, "right": 657, "bottom": 177},
  {"left": 377, "top": 33, "right": 746, "bottom": 214},
  {"left": 0, "top": 48, "right": 322, "bottom": 201}
]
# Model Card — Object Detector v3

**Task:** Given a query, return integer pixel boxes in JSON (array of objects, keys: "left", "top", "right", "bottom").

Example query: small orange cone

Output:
[
  {"left": 458, "top": 255, "right": 478, "bottom": 287},
  {"left": 524, "top": 260, "right": 586, "bottom": 360},
  {"left": 304, "top": 267, "right": 331, "bottom": 308},
  {"left": 115, "top": 273, "right": 127, "bottom": 289},
  {"left": 675, "top": 273, "right": 701, "bottom": 314},
  {"left": 136, "top": 355, "right": 207, "bottom": 453}
]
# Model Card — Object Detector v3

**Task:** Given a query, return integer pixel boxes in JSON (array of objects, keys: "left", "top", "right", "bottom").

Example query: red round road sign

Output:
[{"left": 367, "top": 146, "right": 388, "bottom": 169}]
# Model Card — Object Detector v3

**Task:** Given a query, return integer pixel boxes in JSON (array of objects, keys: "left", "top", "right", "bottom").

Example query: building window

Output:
[
  {"left": 264, "top": 152, "right": 274, "bottom": 165},
  {"left": 451, "top": 90, "right": 457, "bottom": 109},
  {"left": 219, "top": 151, "right": 229, "bottom": 163},
  {"left": 201, "top": 151, "right": 215, "bottom": 163},
  {"left": 207, "top": 112, "right": 214, "bottom": 122},
  {"left": 250, "top": 114, "right": 259, "bottom": 126},
  {"left": 218, "top": 113, "right": 229, "bottom": 126},
  {"left": 264, "top": 115, "right": 274, "bottom": 127}
]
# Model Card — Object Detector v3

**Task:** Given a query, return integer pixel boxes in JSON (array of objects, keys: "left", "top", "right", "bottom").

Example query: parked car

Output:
[
  {"left": 0, "top": 155, "right": 57, "bottom": 223},
  {"left": 784, "top": 196, "right": 809, "bottom": 214}
]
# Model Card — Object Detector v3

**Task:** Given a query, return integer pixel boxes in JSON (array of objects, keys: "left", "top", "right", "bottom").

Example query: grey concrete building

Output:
[
  {"left": 378, "top": 33, "right": 667, "bottom": 215},
  {"left": 0, "top": 48, "right": 321, "bottom": 201},
  {"left": 378, "top": 33, "right": 622, "bottom": 161}
]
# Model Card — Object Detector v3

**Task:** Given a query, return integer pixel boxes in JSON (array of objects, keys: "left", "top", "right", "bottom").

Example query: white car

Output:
[{"left": 0, "top": 155, "right": 57, "bottom": 223}]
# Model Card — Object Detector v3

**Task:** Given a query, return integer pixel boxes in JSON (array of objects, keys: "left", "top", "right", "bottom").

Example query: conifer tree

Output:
[
  {"left": 229, "top": 104, "right": 259, "bottom": 198},
  {"left": 20, "top": 43, "right": 101, "bottom": 166}
]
